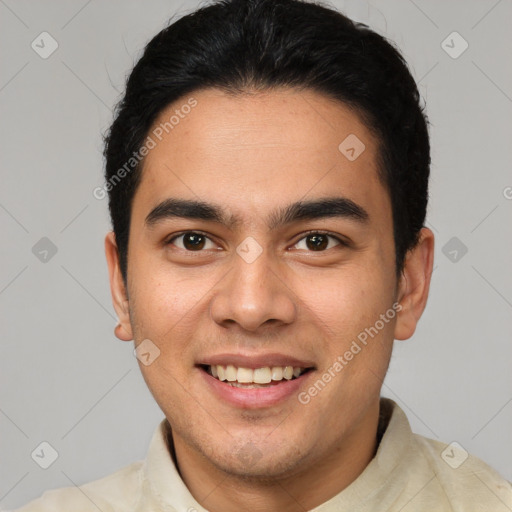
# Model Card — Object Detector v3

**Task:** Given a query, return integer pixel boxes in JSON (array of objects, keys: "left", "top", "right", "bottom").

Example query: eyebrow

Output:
[{"left": 144, "top": 197, "right": 369, "bottom": 230}]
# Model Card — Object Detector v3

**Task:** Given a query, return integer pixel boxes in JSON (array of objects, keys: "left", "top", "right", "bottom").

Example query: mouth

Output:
[
  {"left": 200, "top": 364, "right": 314, "bottom": 388},
  {"left": 196, "top": 354, "right": 316, "bottom": 408}
]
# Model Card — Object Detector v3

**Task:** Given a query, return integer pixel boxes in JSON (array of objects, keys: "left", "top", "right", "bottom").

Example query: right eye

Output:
[{"left": 167, "top": 232, "right": 218, "bottom": 251}]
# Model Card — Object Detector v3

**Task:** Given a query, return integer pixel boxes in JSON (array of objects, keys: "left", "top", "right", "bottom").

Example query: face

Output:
[{"left": 106, "top": 87, "right": 432, "bottom": 481}]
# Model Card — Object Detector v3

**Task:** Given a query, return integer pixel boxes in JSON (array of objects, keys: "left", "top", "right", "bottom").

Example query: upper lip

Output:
[{"left": 197, "top": 353, "right": 316, "bottom": 370}]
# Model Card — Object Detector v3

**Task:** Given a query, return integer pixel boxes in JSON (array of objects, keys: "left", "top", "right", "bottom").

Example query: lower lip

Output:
[{"left": 199, "top": 367, "right": 313, "bottom": 409}]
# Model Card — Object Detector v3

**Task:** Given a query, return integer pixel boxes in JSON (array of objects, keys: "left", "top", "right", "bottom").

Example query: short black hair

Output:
[{"left": 103, "top": 0, "right": 430, "bottom": 283}]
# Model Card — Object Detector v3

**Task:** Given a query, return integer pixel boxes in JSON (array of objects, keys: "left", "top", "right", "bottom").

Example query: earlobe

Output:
[
  {"left": 114, "top": 322, "right": 133, "bottom": 342},
  {"left": 394, "top": 227, "right": 435, "bottom": 341},
  {"left": 105, "top": 232, "right": 134, "bottom": 342}
]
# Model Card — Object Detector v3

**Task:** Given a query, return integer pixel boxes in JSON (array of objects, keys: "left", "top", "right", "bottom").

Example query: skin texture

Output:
[{"left": 105, "top": 88, "right": 434, "bottom": 512}]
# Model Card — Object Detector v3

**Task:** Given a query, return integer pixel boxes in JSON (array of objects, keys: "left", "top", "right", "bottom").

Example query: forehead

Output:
[{"left": 132, "top": 87, "right": 389, "bottom": 224}]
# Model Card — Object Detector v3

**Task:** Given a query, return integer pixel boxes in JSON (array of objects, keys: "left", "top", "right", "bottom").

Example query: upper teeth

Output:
[{"left": 209, "top": 365, "right": 305, "bottom": 384}]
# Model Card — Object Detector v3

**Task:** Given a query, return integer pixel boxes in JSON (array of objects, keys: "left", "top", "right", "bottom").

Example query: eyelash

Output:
[{"left": 165, "top": 230, "right": 348, "bottom": 251}]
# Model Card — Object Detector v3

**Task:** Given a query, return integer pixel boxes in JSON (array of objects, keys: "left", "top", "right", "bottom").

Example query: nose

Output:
[{"left": 210, "top": 250, "right": 297, "bottom": 332}]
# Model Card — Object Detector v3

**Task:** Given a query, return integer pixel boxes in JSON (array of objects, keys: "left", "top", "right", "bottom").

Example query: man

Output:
[{"left": 15, "top": 0, "right": 512, "bottom": 510}]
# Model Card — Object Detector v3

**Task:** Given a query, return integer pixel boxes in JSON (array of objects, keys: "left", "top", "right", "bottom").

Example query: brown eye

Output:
[
  {"left": 293, "top": 233, "right": 342, "bottom": 252},
  {"left": 169, "top": 232, "right": 216, "bottom": 251},
  {"left": 183, "top": 233, "right": 205, "bottom": 250},
  {"left": 305, "top": 234, "right": 329, "bottom": 251}
]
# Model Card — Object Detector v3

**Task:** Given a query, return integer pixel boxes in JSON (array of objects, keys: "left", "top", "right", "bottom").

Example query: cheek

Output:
[
  {"left": 127, "top": 261, "right": 220, "bottom": 381},
  {"left": 130, "top": 274, "right": 202, "bottom": 405},
  {"left": 128, "top": 247, "right": 210, "bottom": 332},
  {"left": 296, "top": 265, "right": 393, "bottom": 331}
]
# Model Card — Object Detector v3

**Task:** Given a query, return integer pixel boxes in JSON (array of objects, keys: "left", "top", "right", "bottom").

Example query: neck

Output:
[{"left": 171, "top": 400, "right": 381, "bottom": 512}]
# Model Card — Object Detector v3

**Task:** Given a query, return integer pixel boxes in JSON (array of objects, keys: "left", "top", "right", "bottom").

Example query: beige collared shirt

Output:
[{"left": 14, "top": 398, "right": 512, "bottom": 511}]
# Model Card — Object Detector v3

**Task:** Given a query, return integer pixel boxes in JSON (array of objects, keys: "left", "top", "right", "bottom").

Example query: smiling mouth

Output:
[{"left": 200, "top": 364, "right": 314, "bottom": 388}]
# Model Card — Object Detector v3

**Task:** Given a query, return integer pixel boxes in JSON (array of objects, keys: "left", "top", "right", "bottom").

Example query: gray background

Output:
[{"left": 1, "top": 0, "right": 511, "bottom": 509}]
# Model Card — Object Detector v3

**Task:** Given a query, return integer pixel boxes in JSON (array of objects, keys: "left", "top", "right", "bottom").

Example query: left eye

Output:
[
  {"left": 168, "top": 232, "right": 217, "bottom": 251},
  {"left": 293, "top": 233, "right": 341, "bottom": 251}
]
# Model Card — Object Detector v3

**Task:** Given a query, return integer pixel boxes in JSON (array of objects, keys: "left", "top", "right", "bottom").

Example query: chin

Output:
[{"left": 206, "top": 437, "right": 310, "bottom": 481}]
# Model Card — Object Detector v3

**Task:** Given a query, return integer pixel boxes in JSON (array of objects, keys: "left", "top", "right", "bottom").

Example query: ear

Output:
[
  {"left": 105, "top": 231, "right": 133, "bottom": 342},
  {"left": 394, "top": 227, "right": 435, "bottom": 341}
]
